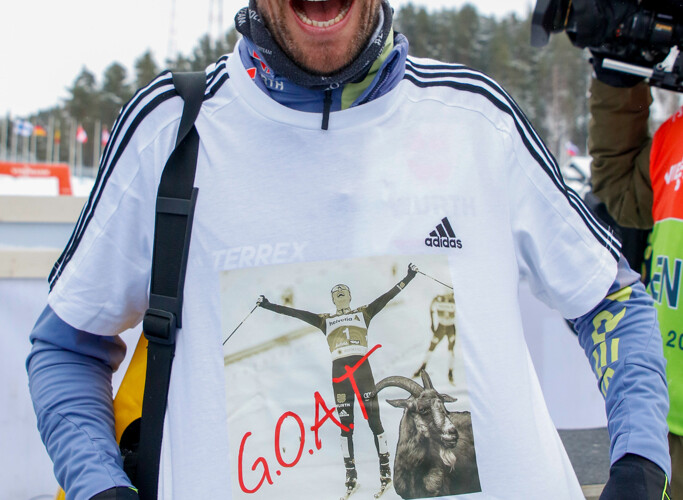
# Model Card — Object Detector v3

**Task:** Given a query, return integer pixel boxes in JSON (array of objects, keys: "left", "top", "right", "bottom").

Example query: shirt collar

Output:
[{"left": 238, "top": 30, "right": 409, "bottom": 113}]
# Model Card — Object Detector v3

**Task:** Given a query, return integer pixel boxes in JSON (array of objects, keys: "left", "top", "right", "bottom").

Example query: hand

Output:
[
  {"left": 256, "top": 295, "right": 269, "bottom": 307},
  {"left": 90, "top": 486, "right": 139, "bottom": 499},
  {"left": 407, "top": 263, "right": 418, "bottom": 277},
  {"left": 590, "top": 52, "right": 645, "bottom": 88},
  {"left": 599, "top": 454, "right": 670, "bottom": 500}
]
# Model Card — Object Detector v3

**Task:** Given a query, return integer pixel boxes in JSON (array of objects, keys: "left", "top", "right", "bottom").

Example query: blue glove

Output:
[{"left": 599, "top": 454, "right": 671, "bottom": 500}]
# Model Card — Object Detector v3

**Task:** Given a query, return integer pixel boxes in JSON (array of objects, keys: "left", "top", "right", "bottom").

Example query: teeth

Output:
[{"left": 294, "top": 1, "right": 350, "bottom": 28}]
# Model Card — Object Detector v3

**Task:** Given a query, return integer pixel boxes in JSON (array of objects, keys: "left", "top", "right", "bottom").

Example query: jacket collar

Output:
[{"left": 237, "top": 28, "right": 409, "bottom": 113}]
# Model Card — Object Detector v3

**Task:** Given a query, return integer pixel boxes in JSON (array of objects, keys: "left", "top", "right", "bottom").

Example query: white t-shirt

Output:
[{"left": 48, "top": 41, "right": 618, "bottom": 499}]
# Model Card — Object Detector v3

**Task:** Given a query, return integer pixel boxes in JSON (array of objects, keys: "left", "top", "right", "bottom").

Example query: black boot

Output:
[
  {"left": 379, "top": 452, "right": 391, "bottom": 486},
  {"left": 344, "top": 457, "right": 358, "bottom": 490},
  {"left": 374, "top": 452, "right": 392, "bottom": 497}
]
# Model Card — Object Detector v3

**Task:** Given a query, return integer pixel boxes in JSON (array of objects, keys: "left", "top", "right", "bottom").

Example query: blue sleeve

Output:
[
  {"left": 571, "top": 255, "right": 671, "bottom": 478},
  {"left": 26, "top": 305, "right": 134, "bottom": 500}
]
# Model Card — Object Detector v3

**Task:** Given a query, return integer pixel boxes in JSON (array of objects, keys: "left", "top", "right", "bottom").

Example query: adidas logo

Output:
[{"left": 425, "top": 217, "right": 462, "bottom": 249}]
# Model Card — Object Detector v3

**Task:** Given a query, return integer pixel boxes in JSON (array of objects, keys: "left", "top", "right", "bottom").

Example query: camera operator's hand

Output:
[
  {"left": 599, "top": 454, "right": 670, "bottom": 500},
  {"left": 590, "top": 52, "right": 645, "bottom": 88}
]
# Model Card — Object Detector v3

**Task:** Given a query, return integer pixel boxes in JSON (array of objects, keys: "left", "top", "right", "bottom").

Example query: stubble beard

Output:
[{"left": 260, "top": 0, "right": 381, "bottom": 75}]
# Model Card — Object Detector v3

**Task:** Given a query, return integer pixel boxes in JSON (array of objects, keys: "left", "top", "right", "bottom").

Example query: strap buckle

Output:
[{"left": 143, "top": 308, "right": 177, "bottom": 345}]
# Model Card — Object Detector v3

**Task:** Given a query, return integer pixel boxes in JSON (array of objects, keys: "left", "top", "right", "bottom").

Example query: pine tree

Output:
[
  {"left": 66, "top": 68, "right": 98, "bottom": 124},
  {"left": 135, "top": 50, "right": 160, "bottom": 89},
  {"left": 100, "top": 62, "right": 132, "bottom": 125}
]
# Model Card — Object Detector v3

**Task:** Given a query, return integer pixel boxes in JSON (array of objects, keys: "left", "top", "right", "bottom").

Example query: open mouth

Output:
[
  {"left": 441, "top": 432, "right": 458, "bottom": 448},
  {"left": 291, "top": 0, "right": 353, "bottom": 28}
]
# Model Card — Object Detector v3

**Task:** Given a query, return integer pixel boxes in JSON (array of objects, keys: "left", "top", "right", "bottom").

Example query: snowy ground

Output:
[
  {"left": 220, "top": 255, "right": 477, "bottom": 500},
  {"left": 0, "top": 173, "right": 94, "bottom": 196}
]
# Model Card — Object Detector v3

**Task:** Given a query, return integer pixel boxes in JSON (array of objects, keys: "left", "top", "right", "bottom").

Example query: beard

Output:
[{"left": 258, "top": 0, "right": 381, "bottom": 75}]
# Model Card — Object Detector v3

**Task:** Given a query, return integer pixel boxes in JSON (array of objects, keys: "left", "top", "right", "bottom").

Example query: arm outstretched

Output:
[
  {"left": 365, "top": 263, "right": 418, "bottom": 319},
  {"left": 257, "top": 295, "right": 326, "bottom": 332}
]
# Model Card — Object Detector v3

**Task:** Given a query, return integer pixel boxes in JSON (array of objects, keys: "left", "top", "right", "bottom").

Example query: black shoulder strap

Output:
[{"left": 135, "top": 71, "right": 206, "bottom": 500}]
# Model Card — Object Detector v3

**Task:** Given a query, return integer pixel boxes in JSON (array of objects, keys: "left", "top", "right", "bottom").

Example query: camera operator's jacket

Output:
[
  {"left": 590, "top": 78, "right": 683, "bottom": 437},
  {"left": 27, "top": 36, "right": 670, "bottom": 499}
]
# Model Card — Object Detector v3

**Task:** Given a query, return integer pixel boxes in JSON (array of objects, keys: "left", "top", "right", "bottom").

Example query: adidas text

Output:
[
  {"left": 425, "top": 237, "right": 462, "bottom": 248},
  {"left": 425, "top": 217, "right": 463, "bottom": 249}
]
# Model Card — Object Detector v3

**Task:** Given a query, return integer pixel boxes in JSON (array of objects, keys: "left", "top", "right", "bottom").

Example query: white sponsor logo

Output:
[
  {"left": 338, "top": 409, "right": 350, "bottom": 417},
  {"left": 328, "top": 316, "right": 354, "bottom": 327},
  {"left": 260, "top": 75, "right": 284, "bottom": 91},
  {"left": 213, "top": 242, "right": 308, "bottom": 269},
  {"left": 665, "top": 158, "right": 683, "bottom": 191}
]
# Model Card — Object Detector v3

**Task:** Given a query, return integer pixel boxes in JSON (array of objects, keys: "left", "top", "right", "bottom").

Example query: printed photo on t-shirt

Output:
[{"left": 220, "top": 255, "right": 481, "bottom": 499}]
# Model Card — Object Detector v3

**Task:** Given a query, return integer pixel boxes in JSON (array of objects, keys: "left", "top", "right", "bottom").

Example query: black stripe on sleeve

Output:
[
  {"left": 49, "top": 60, "right": 232, "bottom": 289},
  {"left": 48, "top": 87, "right": 177, "bottom": 289},
  {"left": 403, "top": 61, "right": 620, "bottom": 261}
]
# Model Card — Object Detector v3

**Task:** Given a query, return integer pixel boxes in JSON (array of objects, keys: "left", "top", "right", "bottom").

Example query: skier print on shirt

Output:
[
  {"left": 220, "top": 255, "right": 481, "bottom": 500},
  {"left": 258, "top": 263, "right": 418, "bottom": 498}
]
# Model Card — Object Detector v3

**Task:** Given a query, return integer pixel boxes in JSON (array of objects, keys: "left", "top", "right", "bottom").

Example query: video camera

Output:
[{"left": 531, "top": 0, "right": 683, "bottom": 92}]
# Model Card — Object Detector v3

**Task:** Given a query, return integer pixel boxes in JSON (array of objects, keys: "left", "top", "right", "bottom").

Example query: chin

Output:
[{"left": 300, "top": 48, "right": 354, "bottom": 75}]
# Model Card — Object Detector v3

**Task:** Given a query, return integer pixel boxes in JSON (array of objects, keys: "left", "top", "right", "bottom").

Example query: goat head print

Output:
[{"left": 374, "top": 370, "right": 481, "bottom": 498}]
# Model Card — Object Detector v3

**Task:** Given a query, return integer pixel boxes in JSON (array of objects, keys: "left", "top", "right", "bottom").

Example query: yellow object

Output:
[
  {"left": 54, "top": 334, "right": 148, "bottom": 499},
  {"left": 114, "top": 334, "right": 148, "bottom": 442}
]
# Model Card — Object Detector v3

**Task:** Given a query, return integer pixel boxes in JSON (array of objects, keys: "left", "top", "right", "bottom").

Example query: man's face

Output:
[
  {"left": 255, "top": 0, "right": 382, "bottom": 75},
  {"left": 331, "top": 284, "right": 352, "bottom": 309}
]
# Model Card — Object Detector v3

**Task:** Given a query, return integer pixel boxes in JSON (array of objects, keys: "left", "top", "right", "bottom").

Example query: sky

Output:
[{"left": 1, "top": 0, "right": 533, "bottom": 117}]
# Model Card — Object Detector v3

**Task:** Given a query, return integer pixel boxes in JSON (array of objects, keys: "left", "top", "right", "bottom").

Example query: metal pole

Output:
[
  {"left": 47, "top": 115, "right": 55, "bottom": 164},
  {"left": 223, "top": 305, "right": 259, "bottom": 345},
  {"left": 602, "top": 58, "right": 654, "bottom": 78},
  {"left": 68, "top": 118, "right": 76, "bottom": 172},
  {"left": 77, "top": 140, "right": 82, "bottom": 178},
  {"left": 94, "top": 120, "right": 101, "bottom": 170},
  {"left": 22, "top": 127, "right": 30, "bottom": 162},
  {"left": 30, "top": 119, "right": 37, "bottom": 161},
  {"left": 417, "top": 270, "right": 453, "bottom": 290},
  {"left": 10, "top": 120, "right": 18, "bottom": 161},
  {"left": 0, "top": 115, "right": 7, "bottom": 161},
  {"left": 54, "top": 121, "right": 61, "bottom": 163}
]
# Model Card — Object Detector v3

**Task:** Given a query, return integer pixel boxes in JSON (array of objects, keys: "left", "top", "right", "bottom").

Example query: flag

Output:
[
  {"left": 34, "top": 125, "right": 47, "bottom": 137},
  {"left": 565, "top": 141, "right": 580, "bottom": 157},
  {"left": 14, "top": 120, "right": 33, "bottom": 137},
  {"left": 101, "top": 126, "right": 110, "bottom": 147},
  {"left": 76, "top": 125, "right": 88, "bottom": 144},
  {"left": 54, "top": 129, "right": 61, "bottom": 144}
]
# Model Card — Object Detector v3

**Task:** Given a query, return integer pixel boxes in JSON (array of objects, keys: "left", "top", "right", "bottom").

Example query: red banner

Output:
[{"left": 0, "top": 161, "right": 73, "bottom": 195}]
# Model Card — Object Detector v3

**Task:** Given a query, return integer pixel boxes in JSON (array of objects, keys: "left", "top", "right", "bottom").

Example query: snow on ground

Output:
[
  {"left": 0, "top": 173, "right": 94, "bottom": 196},
  {"left": 71, "top": 175, "right": 95, "bottom": 196}
]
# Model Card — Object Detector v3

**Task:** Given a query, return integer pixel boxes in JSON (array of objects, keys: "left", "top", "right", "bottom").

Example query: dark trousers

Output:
[
  {"left": 332, "top": 355, "right": 384, "bottom": 439},
  {"left": 670, "top": 432, "right": 683, "bottom": 498}
]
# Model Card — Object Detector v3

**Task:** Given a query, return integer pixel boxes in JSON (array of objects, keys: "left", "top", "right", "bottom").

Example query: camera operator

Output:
[
  {"left": 531, "top": 0, "right": 681, "bottom": 495},
  {"left": 588, "top": 50, "right": 683, "bottom": 498}
]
